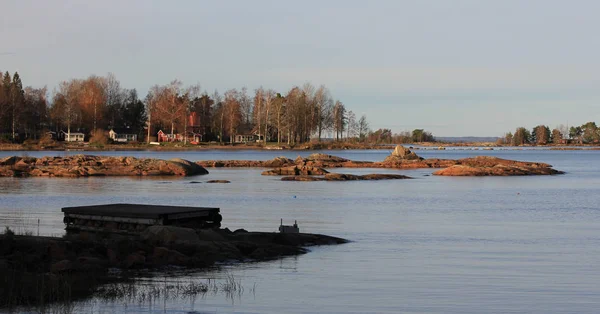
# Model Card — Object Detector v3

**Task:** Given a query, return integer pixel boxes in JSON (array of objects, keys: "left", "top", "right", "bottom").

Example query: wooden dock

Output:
[{"left": 62, "top": 203, "right": 221, "bottom": 234}]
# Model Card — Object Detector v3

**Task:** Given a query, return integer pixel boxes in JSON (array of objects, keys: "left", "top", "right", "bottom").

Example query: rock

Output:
[
  {"left": 0, "top": 156, "right": 20, "bottom": 166},
  {"left": 433, "top": 156, "right": 564, "bottom": 176},
  {"left": 262, "top": 156, "right": 294, "bottom": 168},
  {"left": 51, "top": 259, "right": 72, "bottom": 273},
  {"left": 151, "top": 247, "right": 190, "bottom": 266},
  {"left": 123, "top": 252, "right": 146, "bottom": 268},
  {"left": 73, "top": 256, "right": 107, "bottom": 272},
  {"left": 141, "top": 226, "right": 200, "bottom": 246},
  {"left": 281, "top": 173, "right": 412, "bottom": 181},
  {"left": 168, "top": 158, "right": 209, "bottom": 175},
  {"left": 206, "top": 180, "right": 230, "bottom": 183},
  {"left": 47, "top": 241, "right": 66, "bottom": 260},
  {"left": 385, "top": 145, "right": 422, "bottom": 161},
  {"left": 305, "top": 153, "right": 349, "bottom": 163},
  {"left": 262, "top": 165, "right": 328, "bottom": 176},
  {"left": 0, "top": 155, "right": 209, "bottom": 177},
  {"left": 167, "top": 250, "right": 190, "bottom": 266},
  {"left": 107, "top": 248, "right": 119, "bottom": 266}
]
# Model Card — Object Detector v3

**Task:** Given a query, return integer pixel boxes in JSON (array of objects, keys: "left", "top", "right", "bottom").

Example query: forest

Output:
[
  {"left": 0, "top": 71, "right": 400, "bottom": 145},
  {"left": 501, "top": 123, "right": 600, "bottom": 145}
]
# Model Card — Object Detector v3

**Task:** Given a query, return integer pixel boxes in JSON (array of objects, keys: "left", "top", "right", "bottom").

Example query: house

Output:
[
  {"left": 109, "top": 128, "right": 138, "bottom": 143},
  {"left": 157, "top": 130, "right": 183, "bottom": 142},
  {"left": 235, "top": 134, "right": 258, "bottom": 143},
  {"left": 187, "top": 132, "right": 202, "bottom": 144},
  {"left": 61, "top": 131, "right": 85, "bottom": 142}
]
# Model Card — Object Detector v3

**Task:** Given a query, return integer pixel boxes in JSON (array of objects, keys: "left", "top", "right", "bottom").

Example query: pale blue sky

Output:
[{"left": 1, "top": 0, "right": 599, "bottom": 136}]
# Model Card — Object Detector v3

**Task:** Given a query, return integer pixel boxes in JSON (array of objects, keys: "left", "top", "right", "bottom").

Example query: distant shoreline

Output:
[{"left": 0, "top": 141, "right": 599, "bottom": 152}]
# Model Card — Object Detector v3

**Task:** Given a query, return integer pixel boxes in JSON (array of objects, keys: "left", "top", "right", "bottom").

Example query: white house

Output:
[
  {"left": 61, "top": 131, "right": 85, "bottom": 142},
  {"left": 109, "top": 128, "right": 138, "bottom": 143}
]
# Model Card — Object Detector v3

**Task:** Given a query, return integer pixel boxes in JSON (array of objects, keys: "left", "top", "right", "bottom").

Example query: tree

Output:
[
  {"left": 53, "top": 79, "right": 83, "bottom": 140},
  {"left": 551, "top": 128, "right": 563, "bottom": 144},
  {"left": 263, "top": 89, "right": 274, "bottom": 142},
  {"left": 504, "top": 132, "right": 513, "bottom": 145},
  {"left": 512, "top": 127, "right": 531, "bottom": 146},
  {"left": 569, "top": 126, "right": 583, "bottom": 144},
  {"left": 271, "top": 93, "right": 285, "bottom": 144},
  {"left": 121, "top": 89, "right": 147, "bottom": 138},
  {"left": 0, "top": 72, "right": 11, "bottom": 135},
  {"left": 239, "top": 87, "right": 252, "bottom": 133},
  {"left": 191, "top": 93, "right": 214, "bottom": 140},
  {"left": 211, "top": 90, "right": 224, "bottom": 143},
  {"left": 253, "top": 87, "right": 264, "bottom": 142},
  {"left": 22, "top": 86, "right": 48, "bottom": 139},
  {"left": 154, "top": 80, "right": 186, "bottom": 137},
  {"left": 223, "top": 89, "right": 241, "bottom": 143},
  {"left": 581, "top": 122, "right": 599, "bottom": 143},
  {"left": 368, "top": 128, "right": 392, "bottom": 144},
  {"left": 80, "top": 75, "right": 107, "bottom": 131},
  {"left": 314, "top": 85, "right": 333, "bottom": 141},
  {"left": 332, "top": 100, "right": 346, "bottom": 141},
  {"left": 346, "top": 110, "right": 357, "bottom": 140},
  {"left": 104, "top": 73, "right": 123, "bottom": 128},
  {"left": 10, "top": 72, "right": 24, "bottom": 140},
  {"left": 357, "top": 115, "right": 369, "bottom": 142},
  {"left": 532, "top": 125, "right": 550, "bottom": 145}
]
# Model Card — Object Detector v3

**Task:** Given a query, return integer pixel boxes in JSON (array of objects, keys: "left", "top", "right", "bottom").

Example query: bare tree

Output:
[
  {"left": 239, "top": 87, "right": 252, "bottom": 132},
  {"left": 223, "top": 89, "right": 241, "bottom": 144},
  {"left": 357, "top": 114, "right": 370, "bottom": 142},
  {"left": 211, "top": 90, "right": 224, "bottom": 143},
  {"left": 80, "top": 75, "right": 107, "bottom": 132},
  {"left": 346, "top": 110, "right": 357, "bottom": 140},
  {"left": 154, "top": 80, "right": 185, "bottom": 137},
  {"left": 314, "top": 85, "right": 333, "bottom": 141},
  {"left": 271, "top": 93, "right": 285, "bottom": 144},
  {"left": 182, "top": 84, "right": 201, "bottom": 144},
  {"left": 53, "top": 79, "right": 83, "bottom": 140},
  {"left": 333, "top": 100, "right": 346, "bottom": 141},
  {"left": 253, "top": 87, "right": 264, "bottom": 142},
  {"left": 263, "top": 89, "right": 275, "bottom": 142}
]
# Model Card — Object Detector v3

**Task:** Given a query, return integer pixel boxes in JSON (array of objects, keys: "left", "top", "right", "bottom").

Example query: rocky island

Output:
[
  {"left": 0, "top": 145, "right": 564, "bottom": 179},
  {"left": 0, "top": 155, "right": 209, "bottom": 177}
]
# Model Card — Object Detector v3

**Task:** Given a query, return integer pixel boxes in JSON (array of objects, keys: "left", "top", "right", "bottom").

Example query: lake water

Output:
[{"left": 1, "top": 149, "right": 600, "bottom": 314}]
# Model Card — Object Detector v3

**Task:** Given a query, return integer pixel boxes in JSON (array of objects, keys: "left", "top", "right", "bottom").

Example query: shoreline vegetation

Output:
[
  {"left": 1, "top": 71, "right": 599, "bottom": 154},
  {"left": 1, "top": 140, "right": 600, "bottom": 152}
]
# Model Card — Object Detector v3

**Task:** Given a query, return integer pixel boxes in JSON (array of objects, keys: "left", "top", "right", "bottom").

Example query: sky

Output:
[{"left": 1, "top": 0, "right": 599, "bottom": 137}]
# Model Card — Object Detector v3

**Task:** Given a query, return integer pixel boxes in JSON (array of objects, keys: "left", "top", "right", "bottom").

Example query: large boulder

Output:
[
  {"left": 141, "top": 226, "right": 201, "bottom": 246},
  {"left": 262, "top": 156, "right": 294, "bottom": 168},
  {"left": 385, "top": 145, "right": 422, "bottom": 161},
  {"left": 168, "top": 158, "right": 209, "bottom": 175}
]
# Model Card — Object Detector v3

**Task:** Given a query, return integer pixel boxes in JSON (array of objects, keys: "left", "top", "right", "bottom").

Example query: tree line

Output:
[
  {"left": 501, "top": 122, "right": 600, "bottom": 145},
  {"left": 0, "top": 71, "right": 382, "bottom": 145}
]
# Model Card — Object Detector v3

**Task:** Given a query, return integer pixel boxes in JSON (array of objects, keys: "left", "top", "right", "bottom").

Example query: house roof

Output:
[
  {"left": 110, "top": 128, "right": 136, "bottom": 134},
  {"left": 60, "top": 131, "right": 85, "bottom": 135}
]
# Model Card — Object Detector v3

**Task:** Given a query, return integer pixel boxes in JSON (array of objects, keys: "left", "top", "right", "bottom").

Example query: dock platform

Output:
[{"left": 62, "top": 203, "right": 222, "bottom": 234}]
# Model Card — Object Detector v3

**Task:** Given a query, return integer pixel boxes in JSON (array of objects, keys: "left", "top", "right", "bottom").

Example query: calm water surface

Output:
[{"left": 1, "top": 149, "right": 600, "bottom": 313}]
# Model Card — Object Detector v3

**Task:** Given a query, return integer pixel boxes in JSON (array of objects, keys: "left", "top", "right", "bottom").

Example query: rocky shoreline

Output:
[
  {"left": 0, "top": 226, "right": 347, "bottom": 308},
  {"left": 0, "top": 145, "right": 564, "bottom": 178}
]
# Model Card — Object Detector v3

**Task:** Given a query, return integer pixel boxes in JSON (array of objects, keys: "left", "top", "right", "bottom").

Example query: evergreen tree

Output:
[{"left": 10, "top": 72, "right": 24, "bottom": 141}]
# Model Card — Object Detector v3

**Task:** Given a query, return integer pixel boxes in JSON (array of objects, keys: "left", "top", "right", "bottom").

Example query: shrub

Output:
[{"left": 89, "top": 129, "right": 109, "bottom": 147}]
